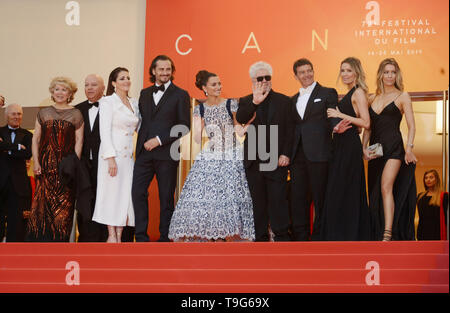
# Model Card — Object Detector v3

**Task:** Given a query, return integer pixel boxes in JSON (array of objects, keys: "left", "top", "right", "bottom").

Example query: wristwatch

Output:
[{"left": 407, "top": 143, "right": 414, "bottom": 148}]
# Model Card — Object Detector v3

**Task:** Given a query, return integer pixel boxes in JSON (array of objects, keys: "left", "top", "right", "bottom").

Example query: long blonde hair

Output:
[
  {"left": 418, "top": 169, "right": 442, "bottom": 206},
  {"left": 375, "top": 58, "right": 404, "bottom": 95},
  {"left": 340, "top": 57, "right": 369, "bottom": 94}
]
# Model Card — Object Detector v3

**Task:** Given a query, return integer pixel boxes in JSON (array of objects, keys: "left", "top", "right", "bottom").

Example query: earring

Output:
[{"left": 205, "top": 91, "right": 208, "bottom": 96}]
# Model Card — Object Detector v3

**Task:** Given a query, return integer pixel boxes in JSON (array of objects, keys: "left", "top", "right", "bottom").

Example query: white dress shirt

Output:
[
  {"left": 296, "top": 81, "right": 317, "bottom": 119},
  {"left": 87, "top": 100, "right": 100, "bottom": 159},
  {"left": 152, "top": 81, "right": 171, "bottom": 145},
  {"left": 7, "top": 125, "right": 21, "bottom": 154},
  {"left": 88, "top": 102, "right": 99, "bottom": 131},
  {"left": 153, "top": 81, "right": 172, "bottom": 106}
]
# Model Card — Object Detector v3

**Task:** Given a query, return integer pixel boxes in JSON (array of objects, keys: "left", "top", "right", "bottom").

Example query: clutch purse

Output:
[{"left": 367, "top": 143, "right": 383, "bottom": 158}]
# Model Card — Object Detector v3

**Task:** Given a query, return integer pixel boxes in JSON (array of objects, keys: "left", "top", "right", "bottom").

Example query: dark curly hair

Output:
[{"left": 195, "top": 70, "right": 217, "bottom": 95}]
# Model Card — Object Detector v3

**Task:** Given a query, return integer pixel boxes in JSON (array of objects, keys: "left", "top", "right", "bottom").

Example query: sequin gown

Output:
[
  {"left": 27, "top": 106, "right": 83, "bottom": 242},
  {"left": 368, "top": 100, "right": 417, "bottom": 240},
  {"left": 169, "top": 99, "right": 255, "bottom": 241}
]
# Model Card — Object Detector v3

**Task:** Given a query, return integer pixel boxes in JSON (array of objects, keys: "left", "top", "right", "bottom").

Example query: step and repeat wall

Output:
[
  {"left": 144, "top": 0, "right": 449, "bottom": 98},
  {"left": 1, "top": 0, "right": 447, "bottom": 106},
  {"left": 143, "top": 0, "right": 449, "bottom": 239}
]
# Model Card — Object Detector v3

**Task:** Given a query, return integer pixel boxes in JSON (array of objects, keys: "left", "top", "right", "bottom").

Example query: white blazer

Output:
[{"left": 92, "top": 93, "right": 140, "bottom": 227}]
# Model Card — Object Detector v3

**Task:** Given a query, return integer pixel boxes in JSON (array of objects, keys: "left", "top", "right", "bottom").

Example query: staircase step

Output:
[
  {"left": 0, "top": 254, "right": 447, "bottom": 269},
  {"left": 1, "top": 268, "right": 448, "bottom": 284},
  {"left": 0, "top": 241, "right": 447, "bottom": 293},
  {"left": 0, "top": 282, "right": 448, "bottom": 293},
  {"left": 0, "top": 241, "right": 447, "bottom": 255}
]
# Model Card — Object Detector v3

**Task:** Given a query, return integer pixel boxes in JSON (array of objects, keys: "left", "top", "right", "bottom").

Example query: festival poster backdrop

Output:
[
  {"left": 144, "top": 0, "right": 449, "bottom": 98},
  {"left": 143, "top": 0, "right": 448, "bottom": 240}
]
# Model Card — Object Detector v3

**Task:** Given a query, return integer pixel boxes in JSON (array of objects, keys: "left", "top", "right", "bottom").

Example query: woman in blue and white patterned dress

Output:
[{"left": 169, "top": 70, "right": 255, "bottom": 242}]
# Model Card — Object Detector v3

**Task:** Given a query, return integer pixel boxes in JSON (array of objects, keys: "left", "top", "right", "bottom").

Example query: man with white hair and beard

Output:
[
  {"left": 0, "top": 103, "right": 33, "bottom": 241},
  {"left": 236, "top": 61, "right": 293, "bottom": 241}
]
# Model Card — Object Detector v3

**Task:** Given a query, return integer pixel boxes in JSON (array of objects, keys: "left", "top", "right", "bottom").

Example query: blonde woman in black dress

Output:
[
  {"left": 322, "top": 57, "right": 371, "bottom": 241},
  {"left": 362, "top": 58, "right": 417, "bottom": 241}
]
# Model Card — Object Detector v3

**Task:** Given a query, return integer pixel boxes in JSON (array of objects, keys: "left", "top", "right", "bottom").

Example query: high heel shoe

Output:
[{"left": 382, "top": 229, "right": 392, "bottom": 241}]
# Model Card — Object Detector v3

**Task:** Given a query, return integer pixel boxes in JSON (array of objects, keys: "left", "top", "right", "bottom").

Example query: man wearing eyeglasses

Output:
[
  {"left": 236, "top": 61, "right": 293, "bottom": 242},
  {"left": 289, "top": 58, "right": 348, "bottom": 241}
]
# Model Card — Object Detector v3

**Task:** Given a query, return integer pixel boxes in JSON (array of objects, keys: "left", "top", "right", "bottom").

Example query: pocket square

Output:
[{"left": 314, "top": 98, "right": 321, "bottom": 102}]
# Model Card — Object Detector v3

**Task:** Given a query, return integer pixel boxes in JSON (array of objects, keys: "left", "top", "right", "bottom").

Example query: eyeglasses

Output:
[{"left": 256, "top": 75, "right": 272, "bottom": 82}]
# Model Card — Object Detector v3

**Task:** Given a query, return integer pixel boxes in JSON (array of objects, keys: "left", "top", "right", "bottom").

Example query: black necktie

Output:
[
  {"left": 88, "top": 102, "right": 99, "bottom": 109},
  {"left": 153, "top": 84, "right": 165, "bottom": 94}
]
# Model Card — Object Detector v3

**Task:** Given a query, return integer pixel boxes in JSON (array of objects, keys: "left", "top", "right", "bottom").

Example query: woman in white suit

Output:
[{"left": 92, "top": 67, "right": 140, "bottom": 242}]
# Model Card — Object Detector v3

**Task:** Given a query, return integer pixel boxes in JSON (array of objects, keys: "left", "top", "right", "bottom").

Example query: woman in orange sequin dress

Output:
[{"left": 27, "top": 77, "right": 84, "bottom": 242}]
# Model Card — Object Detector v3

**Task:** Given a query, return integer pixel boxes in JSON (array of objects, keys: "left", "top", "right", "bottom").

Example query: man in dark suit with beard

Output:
[
  {"left": 132, "top": 55, "right": 191, "bottom": 242},
  {"left": 0, "top": 103, "right": 32, "bottom": 241},
  {"left": 289, "top": 58, "right": 350, "bottom": 241},
  {"left": 75, "top": 74, "right": 108, "bottom": 242},
  {"left": 236, "top": 61, "right": 293, "bottom": 242}
]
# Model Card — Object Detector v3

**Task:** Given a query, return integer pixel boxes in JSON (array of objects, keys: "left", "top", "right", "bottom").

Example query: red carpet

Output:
[{"left": 0, "top": 241, "right": 448, "bottom": 293}]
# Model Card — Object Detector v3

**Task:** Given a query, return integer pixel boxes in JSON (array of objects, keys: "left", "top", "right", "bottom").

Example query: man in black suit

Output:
[
  {"left": 236, "top": 61, "right": 293, "bottom": 242},
  {"left": 75, "top": 74, "right": 108, "bottom": 242},
  {"left": 132, "top": 55, "right": 191, "bottom": 242},
  {"left": 289, "top": 58, "right": 349, "bottom": 241},
  {"left": 0, "top": 103, "right": 32, "bottom": 242}
]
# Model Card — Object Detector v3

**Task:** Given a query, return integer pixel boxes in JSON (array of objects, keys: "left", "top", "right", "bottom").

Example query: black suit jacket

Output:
[
  {"left": 290, "top": 83, "right": 339, "bottom": 162},
  {"left": 0, "top": 152, "right": 8, "bottom": 192},
  {"left": 75, "top": 100, "right": 100, "bottom": 166},
  {"left": 136, "top": 83, "right": 191, "bottom": 160},
  {"left": 0, "top": 126, "right": 32, "bottom": 197},
  {"left": 236, "top": 90, "right": 293, "bottom": 181}
]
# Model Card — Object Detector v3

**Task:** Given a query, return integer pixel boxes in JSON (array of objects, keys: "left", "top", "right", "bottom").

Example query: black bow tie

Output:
[
  {"left": 88, "top": 102, "right": 99, "bottom": 108},
  {"left": 153, "top": 84, "right": 165, "bottom": 94},
  {"left": 8, "top": 128, "right": 17, "bottom": 134}
]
